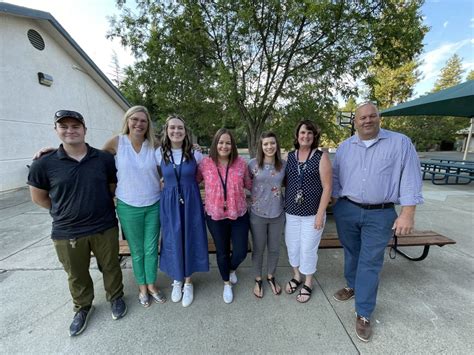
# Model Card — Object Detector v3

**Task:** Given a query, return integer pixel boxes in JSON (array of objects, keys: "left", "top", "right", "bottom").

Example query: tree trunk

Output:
[{"left": 246, "top": 120, "right": 264, "bottom": 158}]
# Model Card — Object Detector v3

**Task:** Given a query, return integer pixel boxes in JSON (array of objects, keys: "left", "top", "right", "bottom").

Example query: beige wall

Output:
[{"left": 0, "top": 15, "right": 126, "bottom": 191}]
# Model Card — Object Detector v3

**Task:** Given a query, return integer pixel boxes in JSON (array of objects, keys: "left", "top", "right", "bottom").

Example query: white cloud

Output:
[
  {"left": 462, "top": 61, "right": 474, "bottom": 73},
  {"left": 419, "top": 39, "right": 471, "bottom": 81},
  {"left": 443, "top": 21, "right": 449, "bottom": 28},
  {"left": 415, "top": 39, "right": 471, "bottom": 96}
]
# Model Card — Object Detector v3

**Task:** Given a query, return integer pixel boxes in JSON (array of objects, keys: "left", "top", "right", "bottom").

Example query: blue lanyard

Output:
[{"left": 170, "top": 151, "right": 184, "bottom": 204}]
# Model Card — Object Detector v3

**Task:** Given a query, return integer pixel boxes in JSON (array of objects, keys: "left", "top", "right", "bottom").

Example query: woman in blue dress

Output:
[{"left": 155, "top": 115, "right": 209, "bottom": 307}]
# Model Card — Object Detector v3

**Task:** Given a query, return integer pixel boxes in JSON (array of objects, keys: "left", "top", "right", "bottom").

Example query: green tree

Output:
[
  {"left": 432, "top": 54, "right": 464, "bottom": 92},
  {"left": 380, "top": 54, "right": 469, "bottom": 150},
  {"left": 429, "top": 54, "right": 469, "bottom": 150},
  {"left": 466, "top": 70, "right": 474, "bottom": 81},
  {"left": 365, "top": 60, "right": 421, "bottom": 109},
  {"left": 108, "top": 50, "right": 124, "bottom": 87},
  {"left": 363, "top": 60, "right": 423, "bottom": 142},
  {"left": 109, "top": 0, "right": 427, "bottom": 155}
]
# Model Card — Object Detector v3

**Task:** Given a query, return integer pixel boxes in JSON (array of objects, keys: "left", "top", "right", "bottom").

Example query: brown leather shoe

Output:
[
  {"left": 356, "top": 315, "right": 372, "bottom": 342},
  {"left": 333, "top": 287, "right": 354, "bottom": 302}
]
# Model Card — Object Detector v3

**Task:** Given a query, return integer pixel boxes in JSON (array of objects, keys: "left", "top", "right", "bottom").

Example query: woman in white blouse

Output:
[{"left": 103, "top": 106, "right": 166, "bottom": 308}]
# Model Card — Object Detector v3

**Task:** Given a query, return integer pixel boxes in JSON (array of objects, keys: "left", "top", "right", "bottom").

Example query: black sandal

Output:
[
  {"left": 285, "top": 278, "right": 302, "bottom": 294},
  {"left": 267, "top": 277, "right": 282, "bottom": 295},
  {"left": 254, "top": 279, "right": 263, "bottom": 298},
  {"left": 296, "top": 285, "right": 312, "bottom": 303}
]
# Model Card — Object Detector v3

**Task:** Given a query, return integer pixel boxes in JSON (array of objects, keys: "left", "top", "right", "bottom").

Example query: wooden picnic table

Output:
[{"left": 420, "top": 160, "right": 474, "bottom": 185}]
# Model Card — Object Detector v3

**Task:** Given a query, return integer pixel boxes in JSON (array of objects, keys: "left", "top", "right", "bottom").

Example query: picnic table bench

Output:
[
  {"left": 428, "top": 158, "right": 474, "bottom": 165},
  {"left": 116, "top": 230, "right": 455, "bottom": 262},
  {"left": 420, "top": 160, "right": 474, "bottom": 185}
]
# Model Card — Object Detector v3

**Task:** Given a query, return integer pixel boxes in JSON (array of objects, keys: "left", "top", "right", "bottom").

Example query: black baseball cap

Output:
[{"left": 54, "top": 110, "right": 85, "bottom": 125}]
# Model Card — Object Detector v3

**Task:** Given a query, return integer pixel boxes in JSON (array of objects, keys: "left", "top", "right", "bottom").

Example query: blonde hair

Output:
[{"left": 121, "top": 105, "right": 156, "bottom": 147}]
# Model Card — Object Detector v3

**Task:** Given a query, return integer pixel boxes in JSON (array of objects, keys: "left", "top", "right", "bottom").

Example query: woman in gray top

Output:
[{"left": 248, "top": 132, "right": 286, "bottom": 298}]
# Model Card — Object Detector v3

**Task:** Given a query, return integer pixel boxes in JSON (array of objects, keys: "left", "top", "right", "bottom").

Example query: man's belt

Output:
[{"left": 341, "top": 196, "right": 394, "bottom": 210}]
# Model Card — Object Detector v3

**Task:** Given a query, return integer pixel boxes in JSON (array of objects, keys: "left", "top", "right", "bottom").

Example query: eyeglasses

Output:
[{"left": 54, "top": 110, "right": 84, "bottom": 122}]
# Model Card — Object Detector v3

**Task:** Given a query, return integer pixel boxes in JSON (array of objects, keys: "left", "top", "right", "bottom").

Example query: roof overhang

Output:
[{"left": 0, "top": 2, "right": 131, "bottom": 110}]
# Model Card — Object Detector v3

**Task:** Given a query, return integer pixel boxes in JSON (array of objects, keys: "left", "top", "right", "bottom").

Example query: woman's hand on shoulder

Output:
[
  {"left": 102, "top": 136, "right": 119, "bottom": 155},
  {"left": 33, "top": 146, "right": 55, "bottom": 160}
]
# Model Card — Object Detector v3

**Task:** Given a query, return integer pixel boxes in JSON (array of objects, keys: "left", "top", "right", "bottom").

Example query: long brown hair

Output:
[
  {"left": 161, "top": 115, "right": 193, "bottom": 164},
  {"left": 256, "top": 131, "right": 283, "bottom": 171},
  {"left": 209, "top": 128, "right": 239, "bottom": 166},
  {"left": 293, "top": 119, "right": 321, "bottom": 150}
]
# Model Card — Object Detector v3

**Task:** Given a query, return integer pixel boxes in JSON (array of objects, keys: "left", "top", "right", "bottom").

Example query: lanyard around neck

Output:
[
  {"left": 216, "top": 162, "right": 230, "bottom": 211},
  {"left": 296, "top": 149, "right": 312, "bottom": 189},
  {"left": 170, "top": 151, "right": 184, "bottom": 203}
]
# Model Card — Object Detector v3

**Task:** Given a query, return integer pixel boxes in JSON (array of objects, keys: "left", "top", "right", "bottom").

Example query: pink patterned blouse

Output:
[{"left": 198, "top": 156, "right": 252, "bottom": 221}]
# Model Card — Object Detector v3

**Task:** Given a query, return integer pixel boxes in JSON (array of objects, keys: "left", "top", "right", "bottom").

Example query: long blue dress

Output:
[{"left": 159, "top": 152, "right": 209, "bottom": 281}]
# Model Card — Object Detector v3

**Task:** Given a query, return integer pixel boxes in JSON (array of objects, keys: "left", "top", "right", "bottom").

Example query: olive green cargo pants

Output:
[{"left": 54, "top": 226, "right": 124, "bottom": 312}]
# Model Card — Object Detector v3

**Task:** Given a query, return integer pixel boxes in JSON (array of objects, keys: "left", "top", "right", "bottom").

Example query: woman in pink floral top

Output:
[{"left": 198, "top": 128, "right": 252, "bottom": 304}]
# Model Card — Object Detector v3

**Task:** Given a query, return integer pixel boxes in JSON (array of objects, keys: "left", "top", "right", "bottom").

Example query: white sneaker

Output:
[
  {"left": 229, "top": 271, "right": 238, "bottom": 284},
  {"left": 171, "top": 280, "right": 183, "bottom": 302},
  {"left": 223, "top": 284, "right": 233, "bottom": 304},
  {"left": 182, "top": 283, "right": 194, "bottom": 307}
]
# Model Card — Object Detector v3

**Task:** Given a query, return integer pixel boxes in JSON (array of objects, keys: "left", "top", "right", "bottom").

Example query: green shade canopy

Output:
[{"left": 381, "top": 80, "right": 474, "bottom": 118}]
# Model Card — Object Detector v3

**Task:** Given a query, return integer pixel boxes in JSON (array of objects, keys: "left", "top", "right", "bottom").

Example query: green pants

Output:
[
  {"left": 54, "top": 226, "right": 124, "bottom": 312},
  {"left": 116, "top": 199, "right": 160, "bottom": 285}
]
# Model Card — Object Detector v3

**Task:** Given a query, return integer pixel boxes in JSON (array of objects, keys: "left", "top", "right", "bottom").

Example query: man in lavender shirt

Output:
[{"left": 331, "top": 102, "right": 423, "bottom": 342}]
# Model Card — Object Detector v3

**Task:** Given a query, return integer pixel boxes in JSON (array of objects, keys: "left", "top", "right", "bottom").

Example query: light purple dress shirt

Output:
[{"left": 332, "top": 129, "right": 423, "bottom": 206}]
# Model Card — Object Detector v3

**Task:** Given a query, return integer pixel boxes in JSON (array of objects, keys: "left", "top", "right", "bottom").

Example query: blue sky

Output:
[
  {"left": 5, "top": 0, "right": 473, "bottom": 100},
  {"left": 416, "top": 0, "right": 474, "bottom": 95}
]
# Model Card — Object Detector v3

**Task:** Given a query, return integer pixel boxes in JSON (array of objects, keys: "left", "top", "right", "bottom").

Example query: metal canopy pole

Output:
[{"left": 463, "top": 117, "right": 474, "bottom": 161}]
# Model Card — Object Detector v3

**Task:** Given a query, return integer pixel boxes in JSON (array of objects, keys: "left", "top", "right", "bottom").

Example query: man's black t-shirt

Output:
[{"left": 27, "top": 144, "right": 118, "bottom": 240}]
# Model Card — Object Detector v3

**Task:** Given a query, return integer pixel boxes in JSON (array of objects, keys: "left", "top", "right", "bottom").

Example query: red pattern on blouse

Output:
[{"left": 198, "top": 156, "right": 252, "bottom": 220}]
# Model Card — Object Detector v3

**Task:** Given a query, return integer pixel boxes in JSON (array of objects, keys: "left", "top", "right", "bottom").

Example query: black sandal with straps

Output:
[
  {"left": 267, "top": 276, "right": 282, "bottom": 295},
  {"left": 286, "top": 278, "right": 302, "bottom": 294},
  {"left": 296, "top": 285, "right": 312, "bottom": 303},
  {"left": 253, "top": 279, "right": 263, "bottom": 298}
]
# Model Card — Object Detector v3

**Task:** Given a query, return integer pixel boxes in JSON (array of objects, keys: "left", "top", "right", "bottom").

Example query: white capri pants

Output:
[{"left": 285, "top": 213, "right": 325, "bottom": 275}]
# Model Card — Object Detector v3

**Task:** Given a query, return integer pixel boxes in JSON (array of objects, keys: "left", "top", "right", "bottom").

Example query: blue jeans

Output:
[
  {"left": 333, "top": 198, "right": 397, "bottom": 319},
  {"left": 206, "top": 213, "right": 249, "bottom": 282}
]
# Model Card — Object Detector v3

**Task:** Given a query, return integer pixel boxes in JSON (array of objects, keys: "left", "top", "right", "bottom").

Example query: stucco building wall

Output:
[{"left": 0, "top": 14, "right": 126, "bottom": 191}]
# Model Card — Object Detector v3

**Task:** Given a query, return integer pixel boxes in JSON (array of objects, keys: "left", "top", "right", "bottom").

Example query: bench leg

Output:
[{"left": 393, "top": 245, "right": 431, "bottom": 261}]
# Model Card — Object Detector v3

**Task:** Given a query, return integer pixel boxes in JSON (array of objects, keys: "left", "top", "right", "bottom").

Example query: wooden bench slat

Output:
[{"left": 117, "top": 230, "right": 455, "bottom": 256}]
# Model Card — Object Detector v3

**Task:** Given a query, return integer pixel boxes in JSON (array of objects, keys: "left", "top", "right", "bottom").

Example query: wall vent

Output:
[{"left": 27, "top": 29, "right": 45, "bottom": 50}]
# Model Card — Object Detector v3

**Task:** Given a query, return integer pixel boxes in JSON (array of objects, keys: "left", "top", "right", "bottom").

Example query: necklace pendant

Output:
[{"left": 295, "top": 190, "right": 304, "bottom": 205}]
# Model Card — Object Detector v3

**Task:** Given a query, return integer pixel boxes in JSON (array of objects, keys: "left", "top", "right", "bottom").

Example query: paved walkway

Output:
[{"left": 1, "top": 160, "right": 473, "bottom": 353}]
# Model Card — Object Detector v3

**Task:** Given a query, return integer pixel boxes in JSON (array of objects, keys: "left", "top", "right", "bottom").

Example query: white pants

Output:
[{"left": 285, "top": 213, "right": 325, "bottom": 275}]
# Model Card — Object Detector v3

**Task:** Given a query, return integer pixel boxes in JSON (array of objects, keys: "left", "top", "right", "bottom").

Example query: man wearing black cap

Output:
[{"left": 27, "top": 110, "right": 127, "bottom": 336}]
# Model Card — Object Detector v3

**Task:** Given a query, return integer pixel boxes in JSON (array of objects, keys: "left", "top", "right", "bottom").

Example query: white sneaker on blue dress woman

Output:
[
  {"left": 182, "top": 283, "right": 194, "bottom": 307},
  {"left": 171, "top": 280, "right": 183, "bottom": 302}
]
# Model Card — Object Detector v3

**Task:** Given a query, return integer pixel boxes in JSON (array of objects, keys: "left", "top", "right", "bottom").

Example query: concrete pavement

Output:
[{"left": 1, "top": 153, "right": 473, "bottom": 354}]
